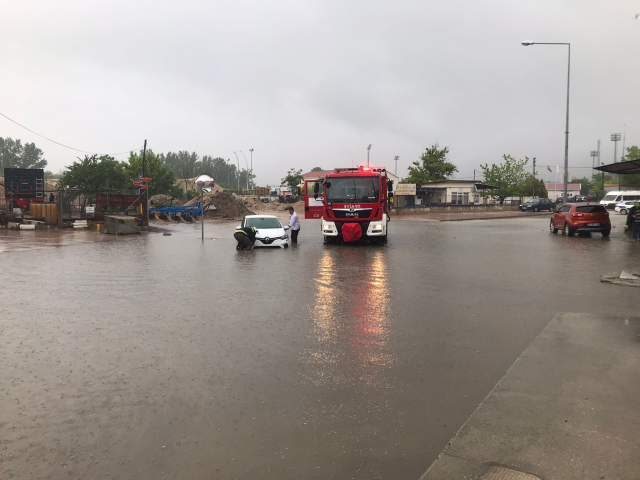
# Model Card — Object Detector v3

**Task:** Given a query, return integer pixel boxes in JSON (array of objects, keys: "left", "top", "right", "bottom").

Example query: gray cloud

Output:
[{"left": 1, "top": 0, "right": 638, "bottom": 185}]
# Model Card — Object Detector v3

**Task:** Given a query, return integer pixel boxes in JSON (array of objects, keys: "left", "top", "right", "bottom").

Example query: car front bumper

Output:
[
  {"left": 321, "top": 215, "right": 388, "bottom": 237},
  {"left": 254, "top": 237, "right": 289, "bottom": 248}
]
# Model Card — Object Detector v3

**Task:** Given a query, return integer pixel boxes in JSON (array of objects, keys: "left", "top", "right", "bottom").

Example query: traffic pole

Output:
[{"left": 141, "top": 140, "right": 148, "bottom": 228}]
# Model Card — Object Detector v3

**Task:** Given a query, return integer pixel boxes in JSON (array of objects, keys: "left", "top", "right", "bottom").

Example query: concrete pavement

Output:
[{"left": 421, "top": 312, "right": 640, "bottom": 480}]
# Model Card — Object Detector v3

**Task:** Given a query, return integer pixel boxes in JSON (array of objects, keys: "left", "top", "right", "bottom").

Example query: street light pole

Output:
[
  {"left": 239, "top": 151, "right": 250, "bottom": 190},
  {"left": 249, "top": 148, "right": 254, "bottom": 187},
  {"left": 521, "top": 41, "right": 570, "bottom": 203},
  {"left": 367, "top": 144, "right": 372, "bottom": 167},
  {"left": 233, "top": 152, "right": 241, "bottom": 193},
  {"left": 394, "top": 156, "right": 399, "bottom": 176}
]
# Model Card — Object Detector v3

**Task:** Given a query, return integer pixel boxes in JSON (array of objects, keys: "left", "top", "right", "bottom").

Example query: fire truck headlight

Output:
[{"left": 373, "top": 224, "right": 383, "bottom": 230}]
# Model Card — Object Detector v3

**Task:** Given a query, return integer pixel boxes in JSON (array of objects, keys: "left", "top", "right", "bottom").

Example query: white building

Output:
[
  {"left": 415, "top": 180, "right": 497, "bottom": 206},
  {"left": 545, "top": 183, "right": 581, "bottom": 201}
]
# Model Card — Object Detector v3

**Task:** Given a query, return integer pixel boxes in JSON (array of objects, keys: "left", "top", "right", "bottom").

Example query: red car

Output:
[{"left": 550, "top": 203, "right": 611, "bottom": 237}]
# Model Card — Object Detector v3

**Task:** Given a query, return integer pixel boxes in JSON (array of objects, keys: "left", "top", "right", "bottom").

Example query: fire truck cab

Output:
[{"left": 304, "top": 166, "right": 393, "bottom": 243}]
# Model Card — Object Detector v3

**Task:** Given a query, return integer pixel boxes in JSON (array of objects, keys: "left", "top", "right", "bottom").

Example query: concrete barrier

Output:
[{"left": 391, "top": 205, "right": 522, "bottom": 215}]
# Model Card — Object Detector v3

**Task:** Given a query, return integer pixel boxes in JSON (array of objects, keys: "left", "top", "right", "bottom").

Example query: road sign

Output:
[
  {"left": 140, "top": 185, "right": 148, "bottom": 190},
  {"left": 396, "top": 184, "right": 416, "bottom": 195},
  {"left": 141, "top": 177, "right": 152, "bottom": 182},
  {"left": 133, "top": 181, "right": 141, "bottom": 186}
]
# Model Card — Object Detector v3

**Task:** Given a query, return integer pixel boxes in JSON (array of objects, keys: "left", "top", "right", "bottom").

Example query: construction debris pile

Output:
[{"left": 186, "top": 190, "right": 255, "bottom": 220}]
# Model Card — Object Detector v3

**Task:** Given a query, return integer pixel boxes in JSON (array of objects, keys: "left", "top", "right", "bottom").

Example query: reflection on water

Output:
[{"left": 307, "top": 248, "right": 392, "bottom": 389}]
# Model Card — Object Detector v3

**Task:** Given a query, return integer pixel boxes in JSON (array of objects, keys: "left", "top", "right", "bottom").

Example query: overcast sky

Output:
[{"left": 2, "top": 0, "right": 639, "bottom": 185}]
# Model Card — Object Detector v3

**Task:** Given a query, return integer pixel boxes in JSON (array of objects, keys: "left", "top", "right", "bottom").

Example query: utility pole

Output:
[
  {"left": 611, "top": 133, "right": 621, "bottom": 190},
  {"left": 611, "top": 133, "right": 621, "bottom": 162},
  {"left": 532, "top": 157, "right": 536, "bottom": 197},
  {"left": 394, "top": 156, "right": 399, "bottom": 176},
  {"left": 590, "top": 151, "right": 598, "bottom": 181},
  {"left": 141, "top": 139, "right": 148, "bottom": 228},
  {"left": 367, "top": 144, "right": 372, "bottom": 167}
]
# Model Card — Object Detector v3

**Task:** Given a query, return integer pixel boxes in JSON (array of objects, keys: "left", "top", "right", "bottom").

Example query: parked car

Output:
[
  {"left": 519, "top": 198, "right": 555, "bottom": 212},
  {"left": 550, "top": 204, "right": 611, "bottom": 237},
  {"left": 238, "top": 215, "right": 290, "bottom": 248},
  {"left": 614, "top": 200, "right": 636, "bottom": 215}
]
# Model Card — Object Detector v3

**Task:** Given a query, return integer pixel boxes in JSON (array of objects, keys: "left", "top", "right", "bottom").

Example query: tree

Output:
[
  {"left": 126, "top": 150, "right": 180, "bottom": 197},
  {"left": 480, "top": 155, "right": 529, "bottom": 204},
  {"left": 281, "top": 168, "right": 304, "bottom": 189},
  {"left": 402, "top": 144, "right": 457, "bottom": 184},
  {"left": 59, "top": 155, "right": 128, "bottom": 205},
  {"left": 618, "top": 146, "right": 640, "bottom": 188},
  {"left": 521, "top": 174, "right": 548, "bottom": 198},
  {"left": 311, "top": 167, "right": 323, "bottom": 172},
  {"left": 164, "top": 151, "right": 199, "bottom": 191},
  {"left": 0, "top": 137, "right": 48, "bottom": 169},
  {"left": 570, "top": 177, "right": 595, "bottom": 196}
]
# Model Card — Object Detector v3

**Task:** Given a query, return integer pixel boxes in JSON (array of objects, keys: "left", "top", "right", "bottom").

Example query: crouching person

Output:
[{"left": 234, "top": 226, "right": 258, "bottom": 250}]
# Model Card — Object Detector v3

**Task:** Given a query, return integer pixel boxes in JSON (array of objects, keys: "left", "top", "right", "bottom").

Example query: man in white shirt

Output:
[{"left": 288, "top": 206, "right": 300, "bottom": 243}]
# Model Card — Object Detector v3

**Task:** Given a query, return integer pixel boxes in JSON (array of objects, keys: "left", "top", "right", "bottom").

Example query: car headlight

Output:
[
  {"left": 373, "top": 224, "right": 383, "bottom": 230},
  {"left": 279, "top": 234, "right": 287, "bottom": 239}
]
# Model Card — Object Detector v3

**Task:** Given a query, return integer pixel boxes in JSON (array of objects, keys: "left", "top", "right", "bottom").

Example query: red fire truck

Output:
[{"left": 304, "top": 165, "right": 393, "bottom": 243}]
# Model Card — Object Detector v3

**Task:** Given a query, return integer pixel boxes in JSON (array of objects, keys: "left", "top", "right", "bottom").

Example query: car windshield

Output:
[
  {"left": 244, "top": 217, "right": 282, "bottom": 228},
  {"left": 326, "top": 176, "right": 379, "bottom": 203},
  {"left": 576, "top": 205, "right": 606, "bottom": 213},
  {"left": 602, "top": 194, "right": 618, "bottom": 201},
  {"left": 528, "top": 199, "right": 540, "bottom": 203}
]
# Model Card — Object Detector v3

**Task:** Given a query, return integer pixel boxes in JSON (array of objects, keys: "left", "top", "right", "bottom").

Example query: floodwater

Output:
[{"left": 1, "top": 215, "right": 639, "bottom": 480}]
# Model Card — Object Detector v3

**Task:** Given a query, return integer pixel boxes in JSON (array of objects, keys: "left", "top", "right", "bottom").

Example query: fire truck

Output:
[{"left": 304, "top": 165, "right": 393, "bottom": 243}]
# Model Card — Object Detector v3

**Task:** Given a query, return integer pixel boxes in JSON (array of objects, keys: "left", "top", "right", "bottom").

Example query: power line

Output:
[{"left": 0, "top": 111, "right": 140, "bottom": 156}]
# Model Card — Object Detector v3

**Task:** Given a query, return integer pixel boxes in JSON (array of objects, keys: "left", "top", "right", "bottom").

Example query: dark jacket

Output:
[
  {"left": 236, "top": 226, "right": 258, "bottom": 242},
  {"left": 627, "top": 206, "right": 637, "bottom": 228}
]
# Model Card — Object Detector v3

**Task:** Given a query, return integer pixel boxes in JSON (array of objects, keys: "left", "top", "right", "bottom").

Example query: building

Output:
[
  {"left": 545, "top": 183, "right": 581, "bottom": 201},
  {"left": 603, "top": 184, "right": 640, "bottom": 193},
  {"left": 399, "top": 180, "right": 497, "bottom": 206}
]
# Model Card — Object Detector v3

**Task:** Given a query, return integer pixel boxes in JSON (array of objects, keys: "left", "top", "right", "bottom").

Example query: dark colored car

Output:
[
  {"left": 550, "top": 203, "right": 611, "bottom": 237},
  {"left": 520, "top": 198, "right": 555, "bottom": 212}
]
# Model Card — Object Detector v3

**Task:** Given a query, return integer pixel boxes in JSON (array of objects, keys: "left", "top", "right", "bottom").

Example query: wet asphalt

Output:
[{"left": 1, "top": 214, "right": 639, "bottom": 480}]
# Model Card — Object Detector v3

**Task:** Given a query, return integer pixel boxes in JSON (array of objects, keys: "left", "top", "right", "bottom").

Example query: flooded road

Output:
[{"left": 1, "top": 215, "right": 639, "bottom": 479}]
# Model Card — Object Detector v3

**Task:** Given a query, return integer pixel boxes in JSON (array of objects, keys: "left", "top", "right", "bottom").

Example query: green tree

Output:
[
  {"left": 618, "top": 146, "right": 640, "bottom": 188},
  {"left": 59, "top": 155, "right": 128, "bottom": 205},
  {"left": 402, "top": 144, "right": 457, "bottom": 183},
  {"left": 0, "top": 137, "right": 48, "bottom": 169},
  {"left": 126, "top": 150, "right": 180, "bottom": 197},
  {"left": 281, "top": 168, "right": 304, "bottom": 189},
  {"left": 521, "top": 174, "right": 548, "bottom": 198},
  {"left": 570, "top": 177, "right": 595, "bottom": 196},
  {"left": 311, "top": 167, "right": 323, "bottom": 172},
  {"left": 480, "top": 155, "right": 529, "bottom": 204}
]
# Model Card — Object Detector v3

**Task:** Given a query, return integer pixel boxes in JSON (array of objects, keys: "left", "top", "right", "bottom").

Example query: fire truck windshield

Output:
[{"left": 326, "top": 176, "right": 379, "bottom": 203}]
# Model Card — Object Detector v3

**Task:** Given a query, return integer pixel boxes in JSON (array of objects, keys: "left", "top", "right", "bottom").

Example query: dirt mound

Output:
[
  {"left": 186, "top": 191, "right": 255, "bottom": 220},
  {"left": 184, "top": 183, "right": 225, "bottom": 206}
]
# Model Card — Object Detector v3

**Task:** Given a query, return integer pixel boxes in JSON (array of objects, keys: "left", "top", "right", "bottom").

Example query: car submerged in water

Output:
[{"left": 238, "top": 215, "right": 290, "bottom": 248}]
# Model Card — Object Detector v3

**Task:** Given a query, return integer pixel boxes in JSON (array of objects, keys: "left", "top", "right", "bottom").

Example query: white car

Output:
[
  {"left": 238, "top": 215, "right": 289, "bottom": 248},
  {"left": 614, "top": 200, "right": 636, "bottom": 215}
]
